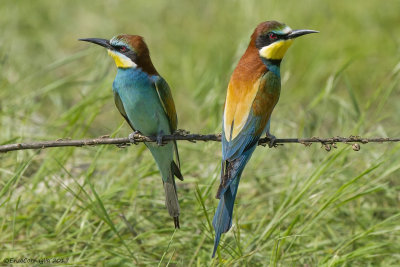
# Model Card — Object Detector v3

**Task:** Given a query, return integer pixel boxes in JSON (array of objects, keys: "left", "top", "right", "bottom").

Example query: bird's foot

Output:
[
  {"left": 266, "top": 133, "right": 277, "bottom": 148},
  {"left": 128, "top": 131, "right": 142, "bottom": 144},
  {"left": 156, "top": 130, "right": 165, "bottom": 146}
]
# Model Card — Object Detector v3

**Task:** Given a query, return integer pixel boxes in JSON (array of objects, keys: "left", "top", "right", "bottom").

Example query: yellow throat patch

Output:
[
  {"left": 107, "top": 50, "right": 136, "bottom": 68},
  {"left": 259, "top": 39, "right": 293, "bottom": 60}
]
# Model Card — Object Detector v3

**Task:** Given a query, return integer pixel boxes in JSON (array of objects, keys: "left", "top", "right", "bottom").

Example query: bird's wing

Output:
[
  {"left": 222, "top": 73, "right": 278, "bottom": 161},
  {"left": 222, "top": 110, "right": 262, "bottom": 160},
  {"left": 153, "top": 76, "right": 181, "bottom": 168},
  {"left": 113, "top": 91, "right": 136, "bottom": 131},
  {"left": 153, "top": 76, "right": 178, "bottom": 131}
]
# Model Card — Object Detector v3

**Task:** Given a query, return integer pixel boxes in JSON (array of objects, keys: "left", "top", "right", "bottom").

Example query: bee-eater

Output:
[
  {"left": 212, "top": 21, "right": 317, "bottom": 256},
  {"left": 79, "top": 35, "right": 183, "bottom": 228}
]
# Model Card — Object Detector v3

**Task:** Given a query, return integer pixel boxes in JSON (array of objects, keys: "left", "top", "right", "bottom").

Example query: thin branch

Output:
[{"left": 0, "top": 131, "right": 399, "bottom": 153}]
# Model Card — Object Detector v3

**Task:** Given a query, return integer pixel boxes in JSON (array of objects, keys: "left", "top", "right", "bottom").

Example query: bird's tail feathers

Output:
[
  {"left": 212, "top": 147, "right": 256, "bottom": 257},
  {"left": 168, "top": 159, "right": 182, "bottom": 228},
  {"left": 212, "top": 177, "right": 239, "bottom": 257},
  {"left": 163, "top": 178, "right": 180, "bottom": 228},
  {"left": 146, "top": 143, "right": 182, "bottom": 228}
]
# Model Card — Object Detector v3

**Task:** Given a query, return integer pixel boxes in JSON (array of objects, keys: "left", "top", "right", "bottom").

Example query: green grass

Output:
[{"left": 1, "top": 0, "right": 400, "bottom": 266}]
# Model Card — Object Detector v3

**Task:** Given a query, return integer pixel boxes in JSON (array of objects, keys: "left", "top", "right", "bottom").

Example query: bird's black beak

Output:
[
  {"left": 79, "top": 38, "right": 112, "bottom": 49},
  {"left": 287, "top": 29, "right": 319, "bottom": 39}
]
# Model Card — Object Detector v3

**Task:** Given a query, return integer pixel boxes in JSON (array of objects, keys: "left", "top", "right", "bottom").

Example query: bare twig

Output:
[{"left": 0, "top": 132, "right": 399, "bottom": 153}]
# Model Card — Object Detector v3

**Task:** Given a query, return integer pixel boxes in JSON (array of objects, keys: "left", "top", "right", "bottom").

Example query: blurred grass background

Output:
[{"left": 1, "top": 0, "right": 400, "bottom": 266}]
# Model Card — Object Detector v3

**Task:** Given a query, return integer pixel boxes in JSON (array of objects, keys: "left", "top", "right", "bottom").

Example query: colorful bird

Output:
[
  {"left": 79, "top": 35, "right": 183, "bottom": 228},
  {"left": 212, "top": 21, "right": 317, "bottom": 256}
]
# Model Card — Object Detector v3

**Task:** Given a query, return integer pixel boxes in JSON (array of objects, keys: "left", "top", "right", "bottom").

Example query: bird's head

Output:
[
  {"left": 252, "top": 21, "right": 318, "bottom": 61},
  {"left": 79, "top": 34, "right": 157, "bottom": 74}
]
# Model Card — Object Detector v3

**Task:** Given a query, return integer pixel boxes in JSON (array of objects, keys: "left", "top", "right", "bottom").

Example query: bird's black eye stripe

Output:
[
  {"left": 110, "top": 44, "right": 137, "bottom": 62},
  {"left": 112, "top": 45, "right": 128, "bottom": 53},
  {"left": 279, "top": 34, "right": 289, "bottom": 40},
  {"left": 268, "top": 33, "right": 287, "bottom": 41},
  {"left": 255, "top": 32, "right": 288, "bottom": 49}
]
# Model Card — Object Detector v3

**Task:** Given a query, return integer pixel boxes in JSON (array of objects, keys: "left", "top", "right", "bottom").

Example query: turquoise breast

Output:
[{"left": 112, "top": 68, "right": 171, "bottom": 136}]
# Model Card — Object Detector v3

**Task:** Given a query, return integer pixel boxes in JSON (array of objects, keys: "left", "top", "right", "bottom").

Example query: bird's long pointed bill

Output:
[
  {"left": 78, "top": 38, "right": 111, "bottom": 49},
  {"left": 288, "top": 29, "right": 319, "bottom": 39}
]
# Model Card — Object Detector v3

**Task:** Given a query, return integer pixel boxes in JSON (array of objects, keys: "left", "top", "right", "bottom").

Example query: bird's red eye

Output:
[
  {"left": 120, "top": 46, "right": 127, "bottom": 52},
  {"left": 269, "top": 33, "right": 278, "bottom": 40}
]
